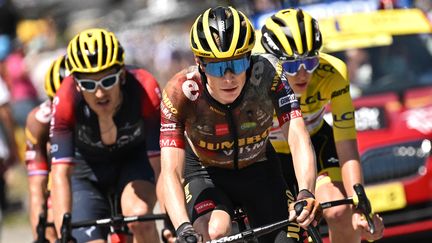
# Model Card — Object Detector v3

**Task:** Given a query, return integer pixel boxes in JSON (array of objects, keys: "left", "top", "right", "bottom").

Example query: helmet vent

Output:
[{"left": 296, "top": 10, "right": 308, "bottom": 56}]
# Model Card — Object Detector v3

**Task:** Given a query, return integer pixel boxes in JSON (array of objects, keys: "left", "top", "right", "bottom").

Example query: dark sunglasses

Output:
[{"left": 203, "top": 56, "right": 250, "bottom": 77}]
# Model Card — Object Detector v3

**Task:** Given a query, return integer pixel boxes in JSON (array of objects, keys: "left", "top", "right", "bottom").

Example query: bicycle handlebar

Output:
[
  {"left": 320, "top": 183, "right": 375, "bottom": 235},
  {"left": 57, "top": 213, "right": 167, "bottom": 242},
  {"left": 206, "top": 215, "right": 322, "bottom": 243},
  {"left": 70, "top": 213, "right": 167, "bottom": 228},
  {"left": 353, "top": 184, "right": 375, "bottom": 234}
]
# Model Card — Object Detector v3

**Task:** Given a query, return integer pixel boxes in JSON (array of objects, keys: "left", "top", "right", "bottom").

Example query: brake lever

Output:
[
  {"left": 60, "top": 213, "right": 77, "bottom": 243},
  {"left": 34, "top": 213, "right": 49, "bottom": 243},
  {"left": 353, "top": 184, "right": 375, "bottom": 234},
  {"left": 294, "top": 201, "right": 322, "bottom": 243}
]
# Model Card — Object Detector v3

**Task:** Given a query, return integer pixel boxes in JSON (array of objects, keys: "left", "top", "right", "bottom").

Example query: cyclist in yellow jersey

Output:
[
  {"left": 25, "top": 55, "right": 67, "bottom": 242},
  {"left": 261, "top": 9, "right": 384, "bottom": 243}
]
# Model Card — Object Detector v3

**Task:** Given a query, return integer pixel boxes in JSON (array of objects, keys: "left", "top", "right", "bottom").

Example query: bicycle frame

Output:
[{"left": 58, "top": 213, "right": 167, "bottom": 243}]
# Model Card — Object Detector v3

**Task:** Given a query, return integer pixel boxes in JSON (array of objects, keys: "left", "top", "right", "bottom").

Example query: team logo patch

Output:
[
  {"left": 278, "top": 94, "right": 296, "bottom": 107},
  {"left": 241, "top": 122, "right": 257, "bottom": 130},
  {"left": 160, "top": 123, "right": 176, "bottom": 131},
  {"left": 194, "top": 200, "right": 216, "bottom": 214},
  {"left": 215, "top": 124, "right": 229, "bottom": 136},
  {"left": 182, "top": 80, "right": 199, "bottom": 101}
]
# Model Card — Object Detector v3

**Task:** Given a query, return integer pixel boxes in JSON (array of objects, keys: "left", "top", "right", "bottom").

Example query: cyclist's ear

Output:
[
  {"left": 195, "top": 56, "right": 206, "bottom": 73},
  {"left": 120, "top": 67, "right": 126, "bottom": 85}
]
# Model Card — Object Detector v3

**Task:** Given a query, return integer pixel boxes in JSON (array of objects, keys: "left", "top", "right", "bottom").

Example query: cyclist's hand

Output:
[
  {"left": 162, "top": 217, "right": 177, "bottom": 243},
  {"left": 175, "top": 222, "right": 202, "bottom": 243},
  {"left": 289, "top": 189, "right": 322, "bottom": 229},
  {"left": 354, "top": 212, "right": 384, "bottom": 241},
  {"left": 163, "top": 228, "right": 176, "bottom": 243}
]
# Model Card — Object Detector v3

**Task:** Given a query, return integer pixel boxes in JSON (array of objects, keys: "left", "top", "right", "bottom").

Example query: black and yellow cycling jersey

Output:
[{"left": 270, "top": 52, "right": 357, "bottom": 155}]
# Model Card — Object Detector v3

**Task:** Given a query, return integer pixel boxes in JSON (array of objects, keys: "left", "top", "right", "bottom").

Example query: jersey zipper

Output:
[{"left": 225, "top": 105, "right": 239, "bottom": 170}]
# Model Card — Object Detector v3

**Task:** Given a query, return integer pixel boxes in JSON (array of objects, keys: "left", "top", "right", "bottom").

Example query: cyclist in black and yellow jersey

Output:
[
  {"left": 261, "top": 9, "right": 384, "bottom": 243},
  {"left": 160, "top": 6, "right": 321, "bottom": 243}
]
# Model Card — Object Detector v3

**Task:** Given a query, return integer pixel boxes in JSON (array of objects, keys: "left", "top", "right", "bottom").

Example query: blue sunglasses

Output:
[
  {"left": 282, "top": 56, "right": 320, "bottom": 76},
  {"left": 203, "top": 56, "right": 250, "bottom": 77}
]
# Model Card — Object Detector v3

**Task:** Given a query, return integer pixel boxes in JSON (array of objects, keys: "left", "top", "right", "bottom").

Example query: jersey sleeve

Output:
[
  {"left": 268, "top": 60, "right": 302, "bottom": 126},
  {"left": 325, "top": 59, "right": 357, "bottom": 142},
  {"left": 49, "top": 77, "right": 76, "bottom": 164},
  {"left": 159, "top": 70, "right": 190, "bottom": 149},
  {"left": 134, "top": 69, "right": 162, "bottom": 158},
  {"left": 25, "top": 104, "right": 50, "bottom": 176}
]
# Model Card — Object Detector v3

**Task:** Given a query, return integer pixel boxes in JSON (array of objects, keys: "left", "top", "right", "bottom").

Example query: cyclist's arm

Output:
[
  {"left": 335, "top": 139, "right": 363, "bottom": 196},
  {"left": 51, "top": 164, "right": 73, "bottom": 235},
  {"left": 325, "top": 55, "right": 363, "bottom": 196},
  {"left": 0, "top": 101, "right": 18, "bottom": 167},
  {"left": 281, "top": 117, "right": 316, "bottom": 193},
  {"left": 150, "top": 155, "right": 165, "bottom": 213},
  {"left": 49, "top": 77, "right": 76, "bottom": 234},
  {"left": 160, "top": 146, "right": 188, "bottom": 228},
  {"left": 28, "top": 175, "right": 48, "bottom": 237},
  {"left": 25, "top": 107, "right": 50, "bottom": 238}
]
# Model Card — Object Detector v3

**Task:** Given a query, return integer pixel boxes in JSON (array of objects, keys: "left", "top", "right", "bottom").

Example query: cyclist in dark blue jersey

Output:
[{"left": 50, "top": 28, "right": 162, "bottom": 243}]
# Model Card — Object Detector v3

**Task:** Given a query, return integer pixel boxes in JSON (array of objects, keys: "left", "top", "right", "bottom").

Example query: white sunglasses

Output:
[{"left": 75, "top": 70, "right": 122, "bottom": 92}]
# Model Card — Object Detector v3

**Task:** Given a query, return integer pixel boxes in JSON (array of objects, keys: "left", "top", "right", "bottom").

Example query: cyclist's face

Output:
[
  {"left": 284, "top": 67, "right": 313, "bottom": 94},
  {"left": 201, "top": 57, "right": 248, "bottom": 105},
  {"left": 75, "top": 67, "right": 123, "bottom": 116}
]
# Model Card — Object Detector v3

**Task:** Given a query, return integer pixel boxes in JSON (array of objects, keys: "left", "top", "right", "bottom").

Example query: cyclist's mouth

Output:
[
  {"left": 222, "top": 87, "right": 237, "bottom": 93},
  {"left": 295, "top": 82, "right": 307, "bottom": 89},
  {"left": 96, "top": 99, "right": 110, "bottom": 106}
]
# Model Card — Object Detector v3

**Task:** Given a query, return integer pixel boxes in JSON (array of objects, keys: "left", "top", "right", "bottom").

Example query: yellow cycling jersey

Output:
[{"left": 270, "top": 52, "right": 357, "bottom": 154}]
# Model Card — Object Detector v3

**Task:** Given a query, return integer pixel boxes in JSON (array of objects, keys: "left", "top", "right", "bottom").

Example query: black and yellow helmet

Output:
[
  {"left": 261, "top": 9, "right": 322, "bottom": 59},
  {"left": 44, "top": 55, "right": 68, "bottom": 100},
  {"left": 66, "top": 28, "right": 124, "bottom": 74},
  {"left": 190, "top": 6, "right": 255, "bottom": 59}
]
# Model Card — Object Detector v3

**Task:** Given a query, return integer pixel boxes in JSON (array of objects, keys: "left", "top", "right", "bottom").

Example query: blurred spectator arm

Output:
[{"left": 0, "top": 78, "right": 18, "bottom": 169}]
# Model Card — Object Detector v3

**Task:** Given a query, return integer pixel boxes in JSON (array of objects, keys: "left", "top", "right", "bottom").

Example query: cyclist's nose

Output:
[
  {"left": 223, "top": 69, "right": 235, "bottom": 81},
  {"left": 297, "top": 66, "right": 308, "bottom": 77},
  {"left": 94, "top": 86, "right": 104, "bottom": 97}
]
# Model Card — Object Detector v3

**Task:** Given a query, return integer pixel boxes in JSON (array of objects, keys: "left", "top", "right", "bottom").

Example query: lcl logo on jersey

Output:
[{"left": 182, "top": 80, "right": 199, "bottom": 101}]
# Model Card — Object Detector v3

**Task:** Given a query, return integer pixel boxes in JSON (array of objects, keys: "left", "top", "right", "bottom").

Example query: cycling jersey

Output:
[
  {"left": 25, "top": 100, "right": 52, "bottom": 176},
  {"left": 160, "top": 54, "right": 302, "bottom": 170},
  {"left": 270, "top": 52, "right": 357, "bottom": 154},
  {"left": 50, "top": 68, "right": 161, "bottom": 164}
]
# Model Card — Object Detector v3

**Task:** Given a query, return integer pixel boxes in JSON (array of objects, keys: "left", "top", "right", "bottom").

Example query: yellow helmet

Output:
[
  {"left": 190, "top": 6, "right": 255, "bottom": 59},
  {"left": 261, "top": 9, "right": 322, "bottom": 59},
  {"left": 44, "top": 55, "right": 68, "bottom": 100},
  {"left": 66, "top": 28, "right": 124, "bottom": 74}
]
